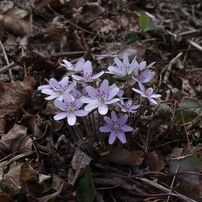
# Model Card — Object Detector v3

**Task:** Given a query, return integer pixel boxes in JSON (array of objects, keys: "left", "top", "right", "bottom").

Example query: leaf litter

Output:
[{"left": 0, "top": 0, "right": 202, "bottom": 201}]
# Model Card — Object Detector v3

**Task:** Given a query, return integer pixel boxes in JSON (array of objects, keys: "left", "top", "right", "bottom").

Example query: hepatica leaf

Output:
[
  {"left": 138, "top": 13, "right": 156, "bottom": 32},
  {"left": 179, "top": 97, "right": 202, "bottom": 113},
  {"left": 175, "top": 98, "right": 202, "bottom": 125},
  {"left": 75, "top": 166, "right": 96, "bottom": 202}
]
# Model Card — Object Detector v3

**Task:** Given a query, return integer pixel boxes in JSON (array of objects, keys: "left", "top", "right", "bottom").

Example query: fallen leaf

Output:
[
  {"left": 0, "top": 193, "right": 12, "bottom": 202},
  {"left": 169, "top": 151, "right": 202, "bottom": 201},
  {"left": 0, "top": 76, "right": 35, "bottom": 119},
  {"left": 2, "top": 162, "right": 23, "bottom": 192},
  {"left": 0, "top": 124, "right": 32, "bottom": 154},
  {"left": 102, "top": 149, "right": 144, "bottom": 166},
  {"left": 145, "top": 151, "right": 165, "bottom": 171},
  {"left": 0, "top": 14, "right": 36, "bottom": 36},
  {"left": 69, "top": 148, "right": 92, "bottom": 185}
]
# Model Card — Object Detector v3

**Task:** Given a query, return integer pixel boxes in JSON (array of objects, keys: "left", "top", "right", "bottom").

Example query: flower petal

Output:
[
  {"left": 108, "top": 86, "right": 119, "bottom": 99},
  {"left": 99, "top": 79, "right": 109, "bottom": 92},
  {"left": 123, "top": 54, "right": 129, "bottom": 66},
  {"left": 111, "top": 111, "right": 118, "bottom": 121},
  {"left": 54, "top": 112, "right": 68, "bottom": 120},
  {"left": 45, "top": 94, "right": 58, "bottom": 100},
  {"left": 122, "top": 125, "right": 133, "bottom": 132},
  {"left": 117, "top": 132, "right": 126, "bottom": 144},
  {"left": 114, "top": 57, "right": 123, "bottom": 68},
  {"left": 99, "top": 126, "right": 111, "bottom": 132},
  {"left": 91, "top": 71, "right": 104, "bottom": 80},
  {"left": 67, "top": 114, "right": 76, "bottom": 125},
  {"left": 104, "top": 116, "right": 113, "bottom": 126},
  {"left": 72, "top": 75, "right": 84, "bottom": 81},
  {"left": 86, "top": 86, "right": 98, "bottom": 99},
  {"left": 81, "top": 97, "right": 94, "bottom": 104},
  {"left": 105, "top": 98, "right": 120, "bottom": 104},
  {"left": 108, "top": 132, "right": 117, "bottom": 144},
  {"left": 98, "top": 104, "right": 108, "bottom": 115},
  {"left": 84, "top": 101, "right": 100, "bottom": 112},
  {"left": 63, "top": 92, "right": 75, "bottom": 103},
  {"left": 54, "top": 99, "right": 66, "bottom": 111},
  {"left": 118, "top": 114, "right": 128, "bottom": 125},
  {"left": 74, "top": 110, "right": 88, "bottom": 117}
]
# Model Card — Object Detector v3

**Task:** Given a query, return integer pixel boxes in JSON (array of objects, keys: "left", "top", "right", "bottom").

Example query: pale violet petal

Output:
[
  {"left": 114, "top": 57, "right": 123, "bottom": 68},
  {"left": 54, "top": 112, "right": 68, "bottom": 120},
  {"left": 122, "top": 125, "right": 133, "bottom": 132},
  {"left": 98, "top": 104, "right": 108, "bottom": 115},
  {"left": 111, "top": 111, "right": 118, "bottom": 121},
  {"left": 81, "top": 97, "right": 94, "bottom": 104},
  {"left": 117, "top": 132, "right": 126, "bottom": 144},
  {"left": 54, "top": 99, "right": 66, "bottom": 111},
  {"left": 84, "top": 101, "right": 100, "bottom": 111},
  {"left": 74, "top": 110, "right": 88, "bottom": 117},
  {"left": 72, "top": 75, "right": 84, "bottom": 81},
  {"left": 105, "top": 98, "right": 120, "bottom": 104},
  {"left": 86, "top": 86, "right": 98, "bottom": 99},
  {"left": 99, "top": 126, "right": 111, "bottom": 132},
  {"left": 91, "top": 71, "right": 104, "bottom": 80},
  {"left": 108, "top": 132, "right": 116, "bottom": 144},
  {"left": 67, "top": 114, "right": 77, "bottom": 125}
]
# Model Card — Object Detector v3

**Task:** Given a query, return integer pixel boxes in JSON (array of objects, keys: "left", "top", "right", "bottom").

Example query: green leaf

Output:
[
  {"left": 175, "top": 98, "right": 202, "bottom": 125},
  {"left": 138, "top": 13, "right": 156, "bottom": 32},
  {"left": 179, "top": 97, "right": 202, "bottom": 114},
  {"left": 75, "top": 166, "right": 96, "bottom": 202}
]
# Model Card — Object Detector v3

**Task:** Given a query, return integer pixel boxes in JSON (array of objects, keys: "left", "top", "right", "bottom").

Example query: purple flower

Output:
[
  {"left": 108, "top": 54, "right": 135, "bottom": 77},
  {"left": 60, "top": 58, "right": 85, "bottom": 72},
  {"left": 133, "top": 60, "right": 155, "bottom": 84},
  {"left": 117, "top": 99, "right": 140, "bottom": 113},
  {"left": 71, "top": 88, "right": 82, "bottom": 99},
  {"left": 53, "top": 92, "right": 88, "bottom": 125},
  {"left": 38, "top": 77, "right": 76, "bottom": 100},
  {"left": 100, "top": 111, "right": 133, "bottom": 144},
  {"left": 72, "top": 61, "right": 104, "bottom": 82},
  {"left": 132, "top": 84, "right": 161, "bottom": 105},
  {"left": 81, "top": 80, "right": 120, "bottom": 115}
]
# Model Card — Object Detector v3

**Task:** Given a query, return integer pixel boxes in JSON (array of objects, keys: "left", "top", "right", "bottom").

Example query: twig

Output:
[
  {"left": 51, "top": 51, "right": 85, "bottom": 57},
  {"left": 188, "top": 40, "right": 202, "bottom": 52},
  {"left": 163, "top": 52, "right": 183, "bottom": 84},
  {"left": 0, "top": 40, "right": 13, "bottom": 80},
  {"left": 0, "top": 61, "right": 15, "bottom": 73},
  {"left": 166, "top": 164, "right": 180, "bottom": 202},
  {"left": 47, "top": 4, "right": 94, "bottom": 35},
  {"left": 137, "top": 177, "right": 197, "bottom": 202}
]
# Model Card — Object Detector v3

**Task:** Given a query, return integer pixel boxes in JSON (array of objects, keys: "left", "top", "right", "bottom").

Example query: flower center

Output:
[
  {"left": 99, "top": 96, "right": 105, "bottom": 103},
  {"left": 67, "top": 107, "right": 74, "bottom": 113},
  {"left": 113, "top": 123, "right": 120, "bottom": 132}
]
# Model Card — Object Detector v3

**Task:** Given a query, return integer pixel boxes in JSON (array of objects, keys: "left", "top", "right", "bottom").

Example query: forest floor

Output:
[{"left": 0, "top": 0, "right": 202, "bottom": 201}]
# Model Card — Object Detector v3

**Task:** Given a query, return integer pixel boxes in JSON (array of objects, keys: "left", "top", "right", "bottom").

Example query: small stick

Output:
[
  {"left": 188, "top": 40, "right": 202, "bottom": 52},
  {"left": 0, "top": 40, "right": 13, "bottom": 80},
  {"left": 163, "top": 52, "right": 183, "bottom": 84}
]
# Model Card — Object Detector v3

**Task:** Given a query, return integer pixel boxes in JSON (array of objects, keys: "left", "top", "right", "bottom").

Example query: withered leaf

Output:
[
  {"left": 0, "top": 14, "right": 37, "bottom": 36},
  {"left": 2, "top": 162, "right": 23, "bottom": 192},
  {"left": 0, "top": 76, "right": 35, "bottom": 118},
  {"left": 145, "top": 151, "right": 165, "bottom": 171},
  {"left": 102, "top": 149, "right": 144, "bottom": 166},
  {"left": 0, "top": 124, "right": 32, "bottom": 154}
]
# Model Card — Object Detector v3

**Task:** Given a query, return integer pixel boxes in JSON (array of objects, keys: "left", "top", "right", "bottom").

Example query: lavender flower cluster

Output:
[{"left": 38, "top": 55, "right": 161, "bottom": 144}]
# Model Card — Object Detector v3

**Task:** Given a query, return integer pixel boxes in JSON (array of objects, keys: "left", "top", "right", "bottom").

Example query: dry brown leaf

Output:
[
  {"left": 0, "top": 76, "right": 35, "bottom": 119},
  {"left": 0, "top": 193, "right": 12, "bottom": 202},
  {"left": 90, "top": 18, "right": 116, "bottom": 34},
  {"left": 0, "top": 124, "right": 32, "bottom": 154},
  {"left": 0, "top": 14, "right": 36, "bottom": 36},
  {"left": 145, "top": 151, "right": 165, "bottom": 171},
  {"left": 73, "top": 2, "right": 105, "bottom": 24},
  {"left": 2, "top": 162, "right": 22, "bottom": 192},
  {"left": 102, "top": 149, "right": 144, "bottom": 166}
]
